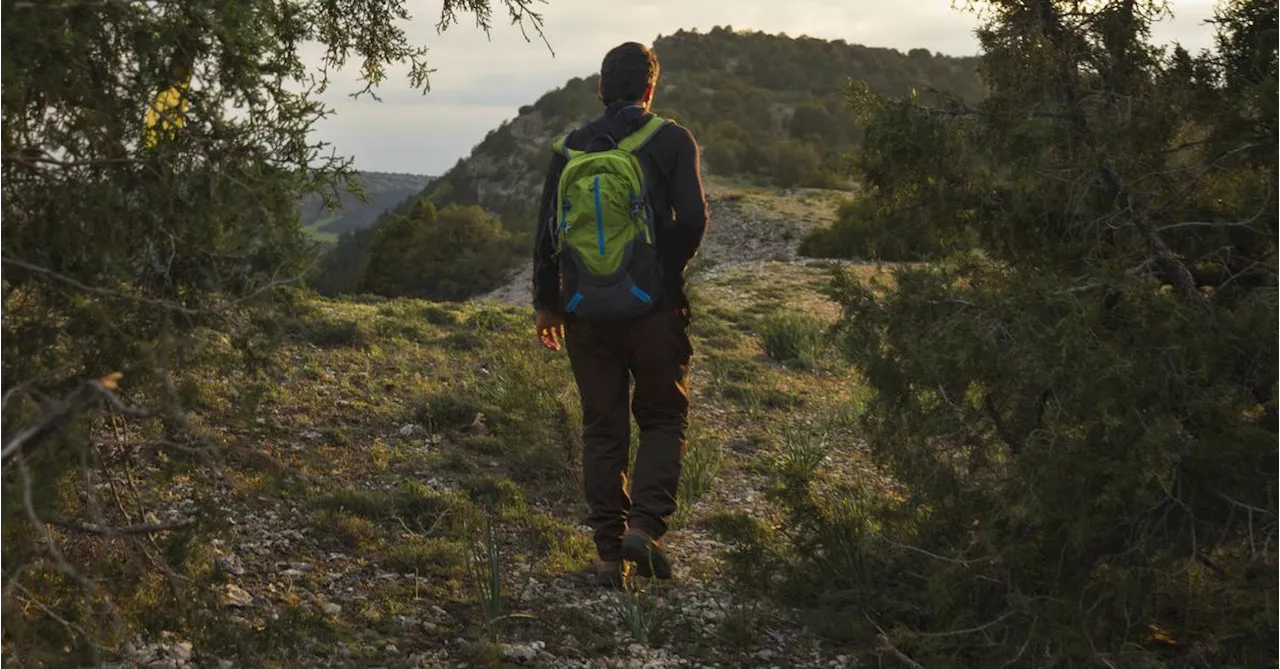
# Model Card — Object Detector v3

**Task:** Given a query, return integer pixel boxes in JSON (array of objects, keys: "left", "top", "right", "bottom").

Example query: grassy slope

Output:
[
  {"left": 16, "top": 190, "right": 904, "bottom": 669},
  {"left": 121, "top": 256, "right": 892, "bottom": 667},
  {"left": 303, "top": 214, "right": 340, "bottom": 244},
  {"left": 209, "top": 276, "right": 870, "bottom": 665}
]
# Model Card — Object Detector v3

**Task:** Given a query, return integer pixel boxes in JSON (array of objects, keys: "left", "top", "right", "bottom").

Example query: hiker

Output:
[{"left": 531, "top": 42, "right": 709, "bottom": 588}]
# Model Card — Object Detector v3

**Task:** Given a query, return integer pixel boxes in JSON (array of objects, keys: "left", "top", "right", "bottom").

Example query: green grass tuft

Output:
[
  {"left": 678, "top": 429, "right": 725, "bottom": 515},
  {"left": 380, "top": 536, "right": 466, "bottom": 574},
  {"left": 416, "top": 394, "right": 484, "bottom": 432},
  {"left": 757, "top": 313, "right": 827, "bottom": 368},
  {"left": 611, "top": 587, "right": 677, "bottom": 646}
]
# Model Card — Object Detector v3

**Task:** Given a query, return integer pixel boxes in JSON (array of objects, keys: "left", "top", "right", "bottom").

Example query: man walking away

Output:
[{"left": 531, "top": 42, "right": 708, "bottom": 588}]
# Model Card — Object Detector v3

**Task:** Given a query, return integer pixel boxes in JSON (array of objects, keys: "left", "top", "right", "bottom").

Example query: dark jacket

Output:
[{"left": 532, "top": 103, "right": 708, "bottom": 314}]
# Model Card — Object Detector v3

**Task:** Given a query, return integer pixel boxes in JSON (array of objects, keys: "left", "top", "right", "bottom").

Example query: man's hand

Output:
[{"left": 536, "top": 309, "right": 566, "bottom": 352}]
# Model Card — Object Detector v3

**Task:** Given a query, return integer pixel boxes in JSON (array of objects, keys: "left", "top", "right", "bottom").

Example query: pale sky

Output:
[{"left": 310, "top": 0, "right": 1223, "bottom": 176}]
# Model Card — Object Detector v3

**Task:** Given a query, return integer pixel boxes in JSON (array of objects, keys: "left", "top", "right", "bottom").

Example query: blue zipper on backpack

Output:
[{"left": 592, "top": 176, "right": 605, "bottom": 256}]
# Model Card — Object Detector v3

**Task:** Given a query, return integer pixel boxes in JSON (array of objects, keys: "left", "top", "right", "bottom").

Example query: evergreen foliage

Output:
[
  {"left": 360, "top": 199, "right": 522, "bottom": 300},
  {"left": 771, "top": 1, "right": 1278, "bottom": 665},
  {"left": 0, "top": 0, "right": 547, "bottom": 662},
  {"left": 799, "top": 197, "right": 961, "bottom": 260},
  {"left": 310, "top": 225, "right": 381, "bottom": 296}
]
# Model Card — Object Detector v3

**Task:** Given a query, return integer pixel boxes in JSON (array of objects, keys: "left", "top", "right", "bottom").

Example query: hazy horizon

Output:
[{"left": 309, "top": 1, "right": 1223, "bottom": 177}]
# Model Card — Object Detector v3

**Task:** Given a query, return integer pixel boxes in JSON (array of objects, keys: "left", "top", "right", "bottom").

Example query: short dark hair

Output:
[{"left": 598, "top": 42, "right": 660, "bottom": 107}]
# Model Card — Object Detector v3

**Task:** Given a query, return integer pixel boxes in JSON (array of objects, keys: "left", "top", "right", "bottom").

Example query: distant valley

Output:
[{"left": 300, "top": 171, "right": 434, "bottom": 243}]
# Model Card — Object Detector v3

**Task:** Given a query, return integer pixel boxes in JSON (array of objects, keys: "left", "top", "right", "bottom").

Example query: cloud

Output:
[{"left": 306, "top": 0, "right": 1221, "bottom": 175}]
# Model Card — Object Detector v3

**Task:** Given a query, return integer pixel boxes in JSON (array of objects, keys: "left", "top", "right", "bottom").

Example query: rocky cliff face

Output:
[{"left": 462, "top": 110, "right": 566, "bottom": 224}]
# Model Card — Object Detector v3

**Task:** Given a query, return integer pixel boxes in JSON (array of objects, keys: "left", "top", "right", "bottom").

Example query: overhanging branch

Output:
[
  {"left": 2, "top": 255, "right": 201, "bottom": 315},
  {"left": 1, "top": 375, "right": 154, "bottom": 464}
]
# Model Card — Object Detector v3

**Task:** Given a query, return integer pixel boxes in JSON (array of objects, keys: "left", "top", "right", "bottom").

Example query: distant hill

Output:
[
  {"left": 310, "top": 27, "right": 985, "bottom": 296},
  {"left": 418, "top": 28, "right": 984, "bottom": 234},
  {"left": 301, "top": 171, "right": 434, "bottom": 242}
]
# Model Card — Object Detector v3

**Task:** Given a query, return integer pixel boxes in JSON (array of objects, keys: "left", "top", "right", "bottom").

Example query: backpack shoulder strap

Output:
[
  {"left": 617, "top": 116, "right": 668, "bottom": 154},
  {"left": 552, "top": 131, "right": 584, "bottom": 161}
]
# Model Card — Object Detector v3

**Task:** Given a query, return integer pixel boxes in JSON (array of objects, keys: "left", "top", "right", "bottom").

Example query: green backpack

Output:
[{"left": 552, "top": 115, "right": 667, "bottom": 321}]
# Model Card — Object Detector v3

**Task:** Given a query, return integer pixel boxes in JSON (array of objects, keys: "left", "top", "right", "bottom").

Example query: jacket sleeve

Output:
[
  {"left": 667, "top": 127, "right": 709, "bottom": 271},
  {"left": 532, "top": 152, "right": 567, "bottom": 312}
]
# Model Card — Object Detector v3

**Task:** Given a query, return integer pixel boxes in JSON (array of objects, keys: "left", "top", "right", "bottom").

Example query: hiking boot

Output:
[
  {"left": 621, "top": 530, "right": 672, "bottom": 580},
  {"left": 594, "top": 560, "right": 628, "bottom": 589}
]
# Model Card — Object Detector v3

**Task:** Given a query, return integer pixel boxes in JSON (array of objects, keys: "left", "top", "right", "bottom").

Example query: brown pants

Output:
[{"left": 566, "top": 309, "right": 692, "bottom": 562}]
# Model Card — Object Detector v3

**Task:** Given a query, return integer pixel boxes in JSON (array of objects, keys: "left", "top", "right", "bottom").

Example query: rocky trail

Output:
[{"left": 132, "top": 404, "right": 859, "bottom": 668}]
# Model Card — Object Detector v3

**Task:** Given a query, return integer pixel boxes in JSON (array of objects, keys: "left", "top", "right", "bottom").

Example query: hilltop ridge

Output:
[{"left": 310, "top": 28, "right": 983, "bottom": 298}]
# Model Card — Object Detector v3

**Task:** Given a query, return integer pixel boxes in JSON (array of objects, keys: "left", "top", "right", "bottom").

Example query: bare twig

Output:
[
  {"left": 98, "top": 422, "right": 137, "bottom": 525},
  {"left": 9, "top": 582, "right": 112, "bottom": 652},
  {"left": 1156, "top": 195, "right": 1273, "bottom": 234},
  {"left": 875, "top": 534, "right": 992, "bottom": 566},
  {"left": 227, "top": 267, "right": 303, "bottom": 309},
  {"left": 914, "top": 610, "right": 1017, "bottom": 638},
  {"left": 1156, "top": 220, "right": 1259, "bottom": 232},
  {"left": 2, "top": 561, "right": 37, "bottom": 615},
  {"left": 11, "top": 0, "right": 125, "bottom": 10},
  {"left": 17, "top": 454, "right": 126, "bottom": 649},
  {"left": 2, "top": 378, "right": 40, "bottom": 411},
  {"left": 997, "top": 619, "right": 1037, "bottom": 669},
  {"left": 1216, "top": 492, "right": 1278, "bottom": 518},
  {"left": 2, "top": 255, "right": 201, "bottom": 315},
  {"left": 45, "top": 515, "right": 197, "bottom": 537},
  {"left": 865, "top": 613, "right": 927, "bottom": 667},
  {"left": 871, "top": 619, "right": 928, "bottom": 669},
  {"left": 1, "top": 377, "right": 153, "bottom": 463},
  {"left": 1153, "top": 142, "right": 1269, "bottom": 215},
  {"left": 1, "top": 151, "right": 143, "bottom": 168},
  {"left": 1097, "top": 169, "right": 1214, "bottom": 311},
  {"left": 877, "top": 634, "right": 927, "bottom": 668}
]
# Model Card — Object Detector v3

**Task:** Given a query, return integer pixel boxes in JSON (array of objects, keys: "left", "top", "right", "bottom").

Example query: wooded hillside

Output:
[
  {"left": 311, "top": 28, "right": 984, "bottom": 298},
  {"left": 299, "top": 171, "right": 434, "bottom": 242}
]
